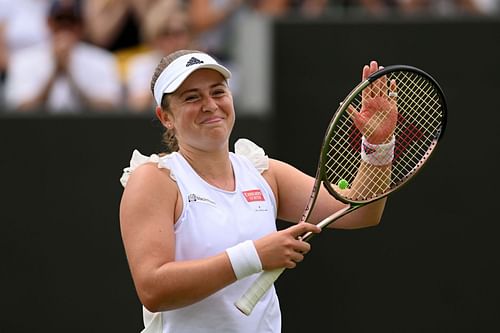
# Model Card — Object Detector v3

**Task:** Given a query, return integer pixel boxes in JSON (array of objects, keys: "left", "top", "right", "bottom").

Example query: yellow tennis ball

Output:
[{"left": 338, "top": 179, "right": 349, "bottom": 190}]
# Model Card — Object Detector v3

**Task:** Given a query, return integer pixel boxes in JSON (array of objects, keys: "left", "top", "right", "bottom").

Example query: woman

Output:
[{"left": 119, "top": 49, "right": 394, "bottom": 332}]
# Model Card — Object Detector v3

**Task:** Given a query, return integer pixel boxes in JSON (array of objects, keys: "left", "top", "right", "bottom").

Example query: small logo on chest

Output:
[
  {"left": 242, "top": 189, "right": 265, "bottom": 202},
  {"left": 188, "top": 193, "right": 216, "bottom": 206}
]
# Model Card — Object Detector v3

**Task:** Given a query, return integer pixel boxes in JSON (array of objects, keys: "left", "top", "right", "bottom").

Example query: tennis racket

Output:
[{"left": 235, "top": 64, "right": 447, "bottom": 315}]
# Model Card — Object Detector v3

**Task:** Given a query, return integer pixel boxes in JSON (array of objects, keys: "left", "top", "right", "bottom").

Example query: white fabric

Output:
[
  {"left": 120, "top": 138, "right": 270, "bottom": 188},
  {"left": 226, "top": 240, "right": 262, "bottom": 280},
  {"left": 5, "top": 41, "right": 121, "bottom": 112},
  {"left": 0, "top": 0, "right": 50, "bottom": 52},
  {"left": 120, "top": 139, "right": 280, "bottom": 333},
  {"left": 153, "top": 52, "right": 231, "bottom": 105},
  {"left": 361, "top": 135, "right": 396, "bottom": 166},
  {"left": 234, "top": 138, "right": 269, "bottom": 173},
  {"left": 120, "top": 150, "right": 162, "bottom": 187}
]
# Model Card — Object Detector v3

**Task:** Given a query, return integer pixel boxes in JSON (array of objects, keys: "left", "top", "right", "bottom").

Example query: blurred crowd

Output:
[{"left": 0, "top": 0, "right": 498, "bottom": 114}]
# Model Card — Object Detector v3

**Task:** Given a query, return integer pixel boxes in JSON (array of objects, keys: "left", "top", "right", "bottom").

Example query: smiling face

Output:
[{"left": 158, "top": 68, "right": 235, "bottom": 153}]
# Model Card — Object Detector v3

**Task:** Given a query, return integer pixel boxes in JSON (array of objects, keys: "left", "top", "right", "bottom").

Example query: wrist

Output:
[
  {"left": 361, "top": 135, "right": 395, "bottom": 166},
  {"left": 226, "top": 240, "right": 262, "bottom": 280}
]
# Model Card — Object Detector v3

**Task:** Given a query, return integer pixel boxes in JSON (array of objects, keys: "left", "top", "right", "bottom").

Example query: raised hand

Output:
[{"left": 348, "top": 61, "right": 398, "bottom": 144}]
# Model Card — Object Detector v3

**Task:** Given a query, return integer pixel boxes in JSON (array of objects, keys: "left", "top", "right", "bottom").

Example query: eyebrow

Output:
[{"left": 177, "top": 81, "right": 227, "bottom": 97}]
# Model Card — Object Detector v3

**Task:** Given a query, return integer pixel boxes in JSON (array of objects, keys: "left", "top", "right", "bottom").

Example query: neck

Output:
[{"left": 179, "top": 145, "right": 235, "bottom": 191}]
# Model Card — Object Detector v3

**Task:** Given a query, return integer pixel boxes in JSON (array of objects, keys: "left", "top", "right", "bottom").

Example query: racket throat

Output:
[{"left": 302, "top": 204, "right": 361, "bottom": 242}]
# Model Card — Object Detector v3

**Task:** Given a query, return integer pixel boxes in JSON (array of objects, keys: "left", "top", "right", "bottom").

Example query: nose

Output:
[{"left": 202, "top": 96, "right": 218, "bottom": 112}]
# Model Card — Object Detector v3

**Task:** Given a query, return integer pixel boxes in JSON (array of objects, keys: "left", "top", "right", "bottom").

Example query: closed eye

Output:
[
  {"left": 211, "top": 84, "right": 229, "bottom": 97},
  {"left": 184, "top": 94, "right": 200, "bottom": 102},
  {"left": 212, "top": 89, "right": 226, "bottom": 97}
]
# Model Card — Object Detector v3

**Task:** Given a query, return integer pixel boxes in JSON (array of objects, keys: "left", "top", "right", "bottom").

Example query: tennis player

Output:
[{"left": 119, "top": 49, "right": 392, "bottom": 332}]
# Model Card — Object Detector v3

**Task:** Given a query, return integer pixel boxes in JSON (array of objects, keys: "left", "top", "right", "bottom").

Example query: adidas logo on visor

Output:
[{"left": 186, "top": 57, "right": 204, "bottom": 67}]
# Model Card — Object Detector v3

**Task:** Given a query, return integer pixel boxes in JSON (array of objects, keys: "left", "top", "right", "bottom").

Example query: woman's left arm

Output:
[{"left": 262, "top": 158, "right": 386, "bottom": 229}]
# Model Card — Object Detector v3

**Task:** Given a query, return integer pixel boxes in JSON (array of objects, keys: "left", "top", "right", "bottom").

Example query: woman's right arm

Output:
[
  {"left": 119, "top": 163, "right": 237, "bottom": 312},
  {"left": 120, "top": 162, "right": 320, "bottom": 311}
]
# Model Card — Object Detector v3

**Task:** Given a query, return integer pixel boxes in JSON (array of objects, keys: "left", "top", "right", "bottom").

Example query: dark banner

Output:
[{"left": 272, "top": 17, "right": 500, "bottom": 332}]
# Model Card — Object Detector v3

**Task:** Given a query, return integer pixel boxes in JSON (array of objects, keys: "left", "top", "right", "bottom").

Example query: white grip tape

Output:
[
  {"left": 235, "top": 267, "right": 285, "bottom": 315},
  {"left": 361, "top": 135, "right": 396, "bottom": 166},
  {"left": 226, "top": 240, "right": 262, "bottom": 280}
]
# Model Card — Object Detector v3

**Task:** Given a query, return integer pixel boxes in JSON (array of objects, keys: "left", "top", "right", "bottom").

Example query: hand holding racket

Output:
[{"left": 235, "top": 62, "right": 447, "bottom": 315}]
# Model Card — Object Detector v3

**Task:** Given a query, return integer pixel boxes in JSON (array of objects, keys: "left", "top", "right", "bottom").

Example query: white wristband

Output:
[
  {"left": 361, "top": 135, "right": 396, "bottom": 166},
  {"left": 226, "top": 240, "right": 262, "bottom": 280}
]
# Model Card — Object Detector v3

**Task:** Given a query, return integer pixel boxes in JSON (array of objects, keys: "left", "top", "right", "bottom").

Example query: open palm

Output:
[{"left": 348, "top": 61, "right": 398, "bottom": 144}]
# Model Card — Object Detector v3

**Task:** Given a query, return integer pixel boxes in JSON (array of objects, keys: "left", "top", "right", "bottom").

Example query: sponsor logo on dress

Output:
[
  {"left": 187, "top": 193, "right": 216, "bottom": 206},
  {"left": 242, "top": 189, "right": 265, "bottom": 202}
]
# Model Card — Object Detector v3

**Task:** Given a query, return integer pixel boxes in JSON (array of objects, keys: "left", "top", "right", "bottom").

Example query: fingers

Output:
[
  {"left": 363, "top": 61, "right": 382, "bottom": 99},
  {"left": 289, "top": 222, "right": 321, "bottom": 238},
  {"left": 282, "top": 223, "right": 320, "bottom": 268},
  {"left": 376, "top": 66, "right": 387, "bottom": 97},
  {"left": 362, "top": 64, "right": 370, "bottom": 101},
  {"left": 389, "top": 79, "right": 397, "bottom": 100},
  {"left": 362, "top": 64, "right": 370, "bottom": 81},
  {"left": 255, "top": 223, "right": 321, "bottom": 270},
  {"left": 346, "top": 104, "right": 360, "bottom": 125}
]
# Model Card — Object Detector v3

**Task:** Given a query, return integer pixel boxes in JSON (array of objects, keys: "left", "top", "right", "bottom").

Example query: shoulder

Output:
[
  {"left": 120, "top": 150, "right": 175, "bottom": 187},
  {"left": 261, "top": 158, "right": 293, "bottom": 182},
  {"left": 234, "top": 138, "right": 269, "bottom": 173},
  {"left": 126, "top": 162, "right": 174, "bottom": 190},
  {"left": 121, "top": 161, "right": 178, "bottom": 212},
  {"left": 263, "top": 158, "right": 308, "bottom": 191}
]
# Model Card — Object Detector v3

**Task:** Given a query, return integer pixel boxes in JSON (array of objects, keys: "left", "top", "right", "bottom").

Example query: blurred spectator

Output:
[
  {"left": 4, "top": 0, "right": 122, "bottom": 113},
  {"left": 292, "top": 0, "right": 331, "bottom": 17},
  {"left": 185, "top": 0, "right": 244, "bottom": 62},
  {"left": 338, "top": 0, "right": 498, "bottom": 15},
  {"left": 84, "top": 0, "right": 172, "bottom": 91},
  {"left": 397, "top": 0, "right": 497, "bottom": 15},
  {"left": 0, "top": 0, "right": 51, "bottom": 76},
  {"left": 248, "top": 0, "right": 291, "bottom": 15},
  {"left": 474, "top": 0, "right": 500, "bottom": 14},
  {"left": 84, "top": 0, "right": 158, "bottom": 52},
  {"left": 126, "top": 0, "right": 193, "bottom": 112},
  {"left": 185, "top": 0, "right": 298, "bottom": 102},
  {"left": 339, "top": 0, "right": 400, "bottom": 15},
  {"left": 183, "top": 0, "right": 247, "bottom": 101},
  {"left": 0, "top": 0, "right": 51, "bottom": 107}
]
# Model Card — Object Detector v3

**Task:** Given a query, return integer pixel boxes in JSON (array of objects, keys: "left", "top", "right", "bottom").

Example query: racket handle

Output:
[{"left": 234, "top": 267, "right": 285, "bottom": 315}]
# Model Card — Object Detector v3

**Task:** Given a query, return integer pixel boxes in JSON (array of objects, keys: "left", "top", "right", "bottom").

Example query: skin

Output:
[{"left": 120, "top": 61, "right": 391, "bottom": 312}]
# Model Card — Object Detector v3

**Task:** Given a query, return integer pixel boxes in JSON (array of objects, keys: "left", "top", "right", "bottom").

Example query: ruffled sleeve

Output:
[
  {"left": 120, "top": 149, "right": 169, "bottom": 187},
  {"left": 234, "top": 138, "right": 269, "bottom": 173}
]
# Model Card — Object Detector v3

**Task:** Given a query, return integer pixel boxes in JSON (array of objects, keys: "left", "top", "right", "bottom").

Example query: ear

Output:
[{"left": 155, "top": 106, "right": 173, "bottom": 129}]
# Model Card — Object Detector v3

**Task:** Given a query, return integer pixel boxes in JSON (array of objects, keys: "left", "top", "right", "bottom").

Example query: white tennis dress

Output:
[{"left": 121, "top": 139, "right": 281, "bottom": 333}]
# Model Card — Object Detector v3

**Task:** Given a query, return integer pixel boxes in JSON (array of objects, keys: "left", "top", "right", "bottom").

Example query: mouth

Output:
[{"left": 200, "top": 116, "right": 224, "bottom": 125}]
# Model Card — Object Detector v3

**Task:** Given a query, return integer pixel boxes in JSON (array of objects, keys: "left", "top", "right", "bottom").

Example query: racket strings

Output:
[
  {"left": 324, "top": 70, "right": 445, "bottom": 202},
  {"left": 390, "top": 72, "right": 443, "bottom": 182}
]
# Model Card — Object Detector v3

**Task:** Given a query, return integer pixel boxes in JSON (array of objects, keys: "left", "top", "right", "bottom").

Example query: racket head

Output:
[{"left": 318, "top": 65, "right": 447, "bottom": 205}]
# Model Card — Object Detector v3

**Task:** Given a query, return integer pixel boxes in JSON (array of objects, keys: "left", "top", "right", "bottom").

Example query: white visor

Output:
[{"left": 153, "top": 52, "right": 232, "bottom": 106}]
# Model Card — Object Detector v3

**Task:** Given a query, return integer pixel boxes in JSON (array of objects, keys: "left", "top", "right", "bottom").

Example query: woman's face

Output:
[{"left": 165, "top": 68, "right": 235, "bottom": 152}]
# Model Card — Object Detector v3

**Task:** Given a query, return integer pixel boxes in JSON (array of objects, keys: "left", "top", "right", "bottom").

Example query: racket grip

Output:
[{"left": 234, "top": 267, "right": 285, "bottom": 316}]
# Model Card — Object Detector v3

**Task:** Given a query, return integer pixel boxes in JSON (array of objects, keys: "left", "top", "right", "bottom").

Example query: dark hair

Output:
[
  {"left": 150, "top": 49, "right": 202, "bottom": 153},
  {"left": 49, "top": 0, "right": 82, "bottom": 21}
]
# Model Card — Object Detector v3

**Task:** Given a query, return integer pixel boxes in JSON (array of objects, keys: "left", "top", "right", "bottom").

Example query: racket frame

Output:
[{"left": 235, "top": 64, "right": 447, "bottom": 315}]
